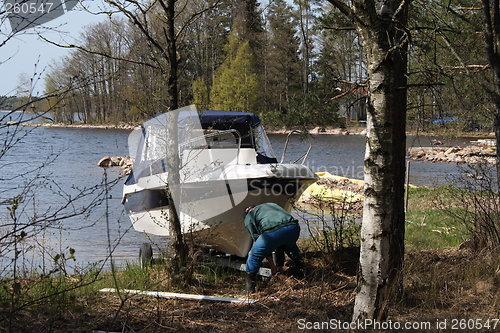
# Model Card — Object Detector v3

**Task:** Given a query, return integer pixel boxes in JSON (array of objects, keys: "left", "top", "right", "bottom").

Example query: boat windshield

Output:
[
  {"left": 253, "top": 125, "right": 277, "bottom": 164},
  {"left": 126, "top": 110, "right": 277, "bottom": 184}
]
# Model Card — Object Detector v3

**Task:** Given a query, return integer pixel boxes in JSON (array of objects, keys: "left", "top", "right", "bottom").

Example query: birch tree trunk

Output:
[
  {"left": 326, "top": 0, "right": 408, "bottom": 321},
  {"left": 481, "top": 0, "right": 500, "bottom": 193},
  {"left": 163, "top": 0, "right": 188, "bottom": 270},
  {"left": 165, "top": 109, "right": 188, "bottom": 270}
]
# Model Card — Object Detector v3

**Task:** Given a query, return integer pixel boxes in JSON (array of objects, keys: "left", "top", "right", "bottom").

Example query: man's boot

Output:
[
  {"left": 293, "top": 258, "right": 306, "bottom": 278},
  {"left": 272, "top": 247, "right": 285, "bottom": 274},
  {"left": 245, "top": 272, "right": 257, "bottom": 293}
]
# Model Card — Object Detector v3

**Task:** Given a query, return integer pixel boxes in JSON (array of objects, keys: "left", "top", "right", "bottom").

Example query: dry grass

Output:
[
  {"left": 1, "top": 247, "right": 499, "bottom": 332},
  {"left": 400, "top": 249, "right": 500, "bottom": 318}
]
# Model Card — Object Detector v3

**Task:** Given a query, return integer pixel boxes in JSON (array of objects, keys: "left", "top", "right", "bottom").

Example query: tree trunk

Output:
[
  {"left": 481, "top": 0, "right": 500, "bottom": 193},
  {"left": 495, "top": 114, "right": 500, "bottom": 193},
  {"left": 166, "top": 0, "right": 179, "bottom": 110},
  {"left": 165, "top": 110, "right": 188, "bottom": 270},
  {"left": 342, "top": 0, "right": 408, "bottom": 322},
  {"left": 164, "top": 0, "right": 188, "bottom": 270}
]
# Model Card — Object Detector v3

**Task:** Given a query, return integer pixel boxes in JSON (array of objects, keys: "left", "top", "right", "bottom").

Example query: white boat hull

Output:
[{"left": 123, "top": 165, "right": 316, "bottom": 257}]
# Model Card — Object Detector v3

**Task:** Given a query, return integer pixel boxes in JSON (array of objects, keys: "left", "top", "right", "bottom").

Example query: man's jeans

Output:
[{"left": 246, "top": 224, "right": 301, "bottom": 273}]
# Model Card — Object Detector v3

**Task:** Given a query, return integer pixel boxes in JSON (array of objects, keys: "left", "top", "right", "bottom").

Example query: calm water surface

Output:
[
  {"left": 0, "top": 122, "right": 470, "bottom": 269},
  {"left": 270, "top": 133, "right": 462, "bottom": 187}
]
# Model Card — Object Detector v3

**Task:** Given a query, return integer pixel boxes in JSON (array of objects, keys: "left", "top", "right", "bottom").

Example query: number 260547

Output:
[
  {"left": 5, "top": 2, "right": 54, "bottom": 14},
  {"left": 451, "top": 319, "right": 499, "bottom": 330}
]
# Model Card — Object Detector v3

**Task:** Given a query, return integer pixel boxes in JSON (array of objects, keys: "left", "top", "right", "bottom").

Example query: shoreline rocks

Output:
[
  {"left": 267, "top": 126, "right": 367, "bottom": 135},
  {"left": 23, "top": 122, "right": 138, "bottom": 130},
  {"left": 97, "top": 156, "right": 134, "bottom": 174},
  {"left": 408, "top": 145, "right": 497, "bottom": 164}
]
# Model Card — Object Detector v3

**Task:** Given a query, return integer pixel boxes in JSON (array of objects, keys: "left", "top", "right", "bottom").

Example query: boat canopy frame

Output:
[
  {"left": 280, "top": 130, "right": 313, "bottom": 165},
  {"left": 126, "top": 110, "right": 278, "bottom": 185}
]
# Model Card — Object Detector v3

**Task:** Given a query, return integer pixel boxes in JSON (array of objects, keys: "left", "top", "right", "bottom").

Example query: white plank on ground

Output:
[{"left": 99, "top": 288, "right": 258, "bottom": 304}]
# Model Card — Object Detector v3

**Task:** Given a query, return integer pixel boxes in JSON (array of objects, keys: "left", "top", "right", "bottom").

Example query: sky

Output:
[{"left": 1, "top": 1, "right": 108, "bottom": 96}]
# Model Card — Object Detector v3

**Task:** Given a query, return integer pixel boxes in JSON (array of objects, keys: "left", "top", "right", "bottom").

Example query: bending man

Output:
[{"left": 242, "top": 203, "right": 304, "bottom": 292}]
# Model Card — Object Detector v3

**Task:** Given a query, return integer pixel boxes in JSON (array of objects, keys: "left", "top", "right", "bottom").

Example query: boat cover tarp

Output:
[
  {"left": 299, "top": 172, "right": 364, "bottom": 203},
  {"left": 196, "top": 110, "right": 261, "bottom": 129},
  {"left": 126, "top": 108, "right": 275, "bottom": 185},
  {"left": 299, "top": 172, "right": 417, "bottom": 203}
]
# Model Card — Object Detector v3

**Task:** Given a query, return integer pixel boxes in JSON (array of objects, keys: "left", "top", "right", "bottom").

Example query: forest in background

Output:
[
  {"left": 1, "top": 0, "right": 494, "bottom": 131},
  {"left": 0, "top": 96, "right": 29, "bottom": 111}
]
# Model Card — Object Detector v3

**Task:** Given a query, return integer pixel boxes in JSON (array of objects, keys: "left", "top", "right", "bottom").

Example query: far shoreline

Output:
[
  {"left": 24, "top": 121, "right": 368, "bottom": 135},
  {"left": 19, "top": 121, "right": 497, "bottom": 139},
  {"left": 21, "top": 122, "right": 138, "bottom": 130}
]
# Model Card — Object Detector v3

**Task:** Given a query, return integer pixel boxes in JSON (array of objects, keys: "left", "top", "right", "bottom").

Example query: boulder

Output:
[
  {"left": 98, "top": 156, "right": 134, "bottom": 169},
  {"left": 111, "top": 156, "right": 123, "bottom": 165},
  {"left": 97, "top": 156, "right": 114, "bottom": 168},
  {"left": 435, "top": 152, "right": 446, "bottom": 159},
  {"left": 445, "top": 147, "right": 460, "bottom": 155}
]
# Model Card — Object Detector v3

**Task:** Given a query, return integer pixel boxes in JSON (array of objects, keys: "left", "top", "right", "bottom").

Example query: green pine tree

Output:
[
  {"left": 210, "top": 33, "right": 258, "bottom": 112},
  {"left": 192, "top": 77, "right": 210, "bottom": 110}
]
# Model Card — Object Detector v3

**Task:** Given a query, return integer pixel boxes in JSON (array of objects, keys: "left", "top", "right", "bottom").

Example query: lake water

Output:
[{"left": 0, "top": 118, "right": 469, "bottom": 272}]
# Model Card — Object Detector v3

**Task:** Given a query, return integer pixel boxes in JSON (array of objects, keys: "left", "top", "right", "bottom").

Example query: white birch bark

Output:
[{"left": 326, "top": 0, "right": 408, "bottom": 321}]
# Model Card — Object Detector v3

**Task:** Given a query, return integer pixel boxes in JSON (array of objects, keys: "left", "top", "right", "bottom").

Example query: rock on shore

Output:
[
  {"left": 97, "top": 156, "right": 134, "bottom": 174},
  {"left": 408, "top": 145, "right": 497, "bottom": 164}
]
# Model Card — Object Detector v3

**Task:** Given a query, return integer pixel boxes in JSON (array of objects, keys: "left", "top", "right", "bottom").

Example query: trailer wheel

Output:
[{"left": 139, "top": 243, "right": 153, "bottom": 268}]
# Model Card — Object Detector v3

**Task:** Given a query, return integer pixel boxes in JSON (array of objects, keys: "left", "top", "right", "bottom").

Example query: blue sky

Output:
[{"left": 1, "top": 1, "right": 107, "bottom": 96}]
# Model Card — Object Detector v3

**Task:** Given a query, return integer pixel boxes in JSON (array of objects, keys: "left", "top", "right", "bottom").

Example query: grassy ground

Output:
[
  {"left": 405, "top": 187, "right": 467, "bottom": 250},
  {"left": 0, "top": 188, "right": 499, "bottom": 332}
]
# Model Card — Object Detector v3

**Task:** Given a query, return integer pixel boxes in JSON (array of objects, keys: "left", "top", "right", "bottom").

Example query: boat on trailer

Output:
[{"left": 122, "top": 110, "right": 317, "bottom": 257}]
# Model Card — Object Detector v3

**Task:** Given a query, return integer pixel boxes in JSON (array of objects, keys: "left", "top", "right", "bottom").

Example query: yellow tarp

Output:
[
  {"left": 315, "top": 171, "right": 364, "bottom": 184},
  {"left": 300, "top": 172, "right": 364, "bottom": 203},
  {"left": 300, "top": 171, "right": 417, "bottom": 203}
]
